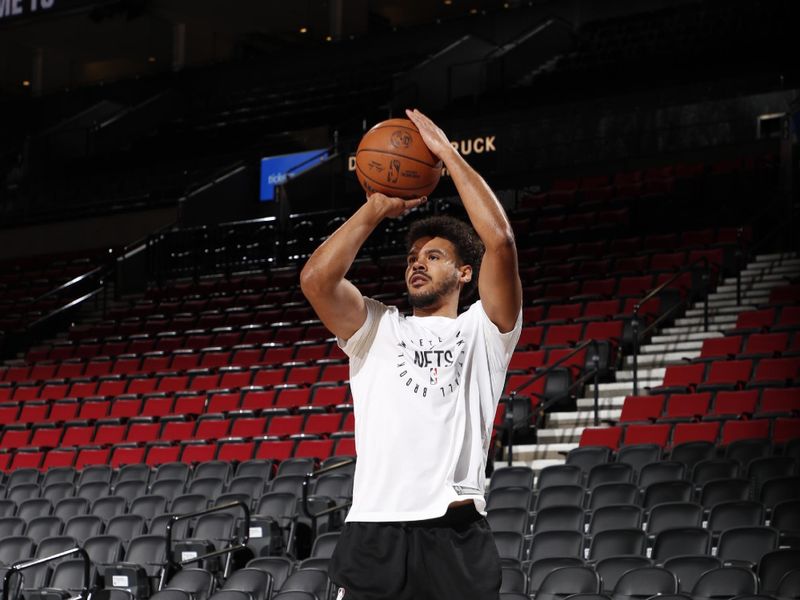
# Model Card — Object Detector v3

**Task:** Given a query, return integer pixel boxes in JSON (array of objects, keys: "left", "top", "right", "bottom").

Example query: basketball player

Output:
[{"left": 300, "top": 108, "right": 522, "bottom": 600}]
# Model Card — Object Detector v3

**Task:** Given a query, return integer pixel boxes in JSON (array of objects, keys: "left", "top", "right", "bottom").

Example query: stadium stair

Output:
[{"left": 509, "top": 252, "right": 800, "bottom": 475}]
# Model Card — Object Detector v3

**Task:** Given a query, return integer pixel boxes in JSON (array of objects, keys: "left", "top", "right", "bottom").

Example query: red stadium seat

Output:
[
  {"left": 62, "top": 425, "right": 95, "bottom": 447},
  {"left": 126, "top": 422, "right": 160, "bottom": 444},
  {"left": 310, "top": 385, "right": 349, "bottom": 408},
  {"left": 699, "top": 336, "right": 743, "bottom": 360},
  {"left": 194, "top": 418, "right": 231, "bottom": 441},
  {"left": 207, "top": 392, "right": 241, "bottom": 414},
  {"left": 48, "top": 399, "right": 79, "bottom": 423},
  {"left": 267, "top": 416, "right": 304, "bottom": 438},
  {"left": 256, "top": 440, "right": 295, "bottom": 461},
  {"left": 252, "top": 368, "right": 287, "bottom": 387},
  {"left": 656, "top": 363, "right": 706, "bottom": 392},
  {"left": 619, "top": 395, "right": 665, "bottom": 423},
  {"left": 10, "top": 450, "right": 44, "bottom": 471},
  {"left": 663, "top": 392, "right": 712, "bottom": 420},
  {"left": 286, "top": 366, "right": 321, "bottom": 386},
  {"left": 190, "top": 373, "right": 221, "bottom": 391},
  {"left": 734, "top": 308, "right": 776, "bottom": 331},
  {"left": 181, "top": 442, "right": 217, "bottom": 464},
  {"left": 94, "top": 424, "right": 127, "bottom": 446},
  {"left": 623, "top": 424, "right": 671, "bottom": 447},
  {"left": 110, "top": 446, "right": 146, "bottom": 468},
  {"left": 320, "top": 364, "right": 349, "bottom": 383},
  {"left": 294, "top": 439, "right": 334, "bottom": 460},
  {"left": 672, "top": 422, "right": 720, "bottom": 446},
  {"left": 772, "top": 418, "right": 800, "bottom": 444},
  {"left": 75, "top": 448, "right": 110, "bottom": 469},
  {"left": 711, "top": 390, "right": 759, "bottom": 418},
  {"left": 518, "top": 326, "right": 545, "bottom": 349},
  {"left": 759, "top": 388, "right": 800, "bottom": 414},
  {"left": 217, "top": 440, "right": 256, "bottom": 462},
  {"left": 146, "top": 444, "right": 181, "bottom": 466},
  {"left": 751, "top": 358, "right": 800, "bottom": 386},
  {"left": 241, "top": 389, "right": 276, "bottom": 411},
  {"left": 31, "top": 426, "right": 63, "bottom": 448},
  {"left": 720, "top": 419, "right": 771, "bottom": 445},
  {"left": 333, "top": 437, "right": 356, "bottom": 456},
  {"left": 230, "top": 417, "right": 268, "bottom": 438},
  {"left": 743, "top": 333, "right": 789, "bottom": 357},
  {"left": 274, "top": 387, "right": 312, "bottom": 410},
  {"left": 161, "top": 421, "right": 195, "bottom": 442},
  {"left": 304, "top": 414, "right": 344, "bottom": 436},
  {"left": 1, "top": 428, "right": 32, "bottom": 449},
  {"left": 219, "top": 369, "right": 252, "bottom": 389},
  {"left": 698, "top": 359, "right": 753, "bottom": 391},
  {"left": 42, "top": 448, "right": 76, "bottom": 469},
  {"left": 172, "top": 394, "right": 205, "bottom": 416},
  {"left": 141, "top": 395, "right": 175, "bottom": 418},
  {"left": 579, "top": 426, "right": 622, "bottom": 450},
  {"left": 18, "top": 402, "right": 49, "bottom": 424},
  {"left": 109, "top": 397, "right": 143, "bottom": 420}
]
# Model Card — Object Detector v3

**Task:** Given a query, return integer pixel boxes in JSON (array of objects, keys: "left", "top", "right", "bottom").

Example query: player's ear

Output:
[{"left": 459, "top": 264, "right": 472, "bottom": 283}]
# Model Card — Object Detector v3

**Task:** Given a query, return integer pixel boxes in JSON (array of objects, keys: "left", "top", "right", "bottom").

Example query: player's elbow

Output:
[
  {"left": 486, "top": 228, "right": 516, "bottom": 253},
  {"left": 299, "top": 263, "right": 323, "bottom": 299}
]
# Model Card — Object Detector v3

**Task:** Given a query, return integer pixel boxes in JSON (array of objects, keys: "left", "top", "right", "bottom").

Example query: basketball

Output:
[{"left": 355, "top": 118, "right": 443, "bottom": 199}]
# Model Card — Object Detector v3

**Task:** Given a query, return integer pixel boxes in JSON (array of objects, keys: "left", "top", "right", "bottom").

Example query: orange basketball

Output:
[{"left": 355, "top": 118, "right": 443, "bottom": 199}]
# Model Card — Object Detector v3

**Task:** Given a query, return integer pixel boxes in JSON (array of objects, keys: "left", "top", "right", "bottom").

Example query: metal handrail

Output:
[
  {"left": 3, "top": 546, "right": 90, "bottom": 600},
  {"left": 301, "top": 457, "right": 356, "bottom": 545},
  {"left": 162, "top": 500, "right": 250, "bottom": 585},
  {"left": 630, "top": 256, "right": 712, "bottom": 396},
  {"left": 30, "top": 263, "right": 108, "bottom": 304},
  {"left": 508, "top": 338, "right": 598, "bottom": 397},
  {"left": 501, "top": 338, "right": 604, "bottom": 464}
]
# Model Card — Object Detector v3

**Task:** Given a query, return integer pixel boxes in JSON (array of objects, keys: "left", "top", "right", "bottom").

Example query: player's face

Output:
[{"left": 405, "top": 236, "right": 468, "bottom": 309}]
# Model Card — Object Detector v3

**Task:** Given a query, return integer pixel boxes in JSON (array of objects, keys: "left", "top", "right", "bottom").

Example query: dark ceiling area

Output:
[{"left": 0, "top": 0, "right": 516, "bottom": 95}]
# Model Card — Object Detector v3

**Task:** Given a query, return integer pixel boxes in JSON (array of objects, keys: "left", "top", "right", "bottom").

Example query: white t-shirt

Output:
[{"left": 338, "top": 297, "right": 522, "bottom": 522}]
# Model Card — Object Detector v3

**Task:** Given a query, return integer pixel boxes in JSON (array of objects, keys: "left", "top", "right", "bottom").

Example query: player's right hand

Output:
[{"left": 367, "top": 193, "right": 427, "bottom": 219}]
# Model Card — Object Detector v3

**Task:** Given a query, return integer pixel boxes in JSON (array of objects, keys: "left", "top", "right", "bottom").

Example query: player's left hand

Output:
[{"left": 405, "top": 108, "right": 454, "bottom": 162}]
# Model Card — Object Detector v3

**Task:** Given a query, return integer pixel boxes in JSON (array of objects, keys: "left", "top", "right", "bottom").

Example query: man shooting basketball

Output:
[{"left": 300, "top": 108, "right": 522, "bottom": 600}]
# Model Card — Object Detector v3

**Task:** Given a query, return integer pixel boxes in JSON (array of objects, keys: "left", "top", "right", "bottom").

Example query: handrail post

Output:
[
  {"left": 164, "top": 500, "right": 250, "bottom": 586},
  {"left": 3, "top": 546, "right": 90, "bottom": 600},
  {"left": 736, "top": 226, "right": 744, "bottom": 306},
  {"left": 631, "top": 307, "right": 640, "bottom": 397},
  {"left": 591, "top": 344, "right": 600, "bottom": 426},
  {"left": 506, "top": 393, "right": 515, "bottom": 467},
  {"left": 703, "top": 267, "right": 710, "bottom": 332},
  {"left": 300, "top": 458, "right": 356, "bottom": 549}
]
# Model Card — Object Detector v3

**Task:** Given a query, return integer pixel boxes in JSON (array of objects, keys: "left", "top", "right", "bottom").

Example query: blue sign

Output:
[{"left": 259, "top": 149, "right": 328, "bottom": 201}]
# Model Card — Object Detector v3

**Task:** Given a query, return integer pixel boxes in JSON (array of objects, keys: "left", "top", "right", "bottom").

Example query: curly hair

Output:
[{"left": 406, "top": 215, "right": 484, "bottom": 300}]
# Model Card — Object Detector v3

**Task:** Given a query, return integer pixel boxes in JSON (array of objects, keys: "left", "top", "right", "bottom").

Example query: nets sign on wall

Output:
[{"left": 259, "top": 149, "right": 328, "bottom": 202}]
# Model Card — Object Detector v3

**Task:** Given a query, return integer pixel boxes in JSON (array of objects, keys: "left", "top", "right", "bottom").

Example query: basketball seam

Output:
[
  {"left": 355, "top": 164, "right": 438, "bottom": 192},
  {"left": 356, "top": 148, "right": 441, "bottom": 169}
]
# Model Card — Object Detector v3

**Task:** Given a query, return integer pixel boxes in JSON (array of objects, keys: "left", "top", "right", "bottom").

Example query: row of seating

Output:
[
  {"left": 497, "top": 560, "right": 799, "bottom": 600},
  {"left": 0, "top": 384, "right": 351, "bottom": 421},
  {"left": 652, "top": 358, "right": 799, "bottom": 394},
  {"left": 618, "top": 388, "right": 800, "bottom": 423},
  {"left": 487, "top": 498, "right": 799, "bottom": 542},
  {"left": 492, "top": 525, "right": 790, "bottom": 568},
  {"left": 491, "top": 456, "right": 799, "bottom": 492},
  {"left": 1, "top": 364, "right": 351, "bottom": 398},
  {"left": 487, "top": 476, "right": 799, "bottom": 514},
  {"left": 580, "top": 417, "right": 800, "bottom": 449},
  {"left": 0, "top": 437, "right": 357, "bottom": 472}
]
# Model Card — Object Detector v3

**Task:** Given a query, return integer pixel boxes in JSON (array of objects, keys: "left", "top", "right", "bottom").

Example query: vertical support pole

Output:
[{"left": 631, "top": 310, "right": 640, "bottom": 397}]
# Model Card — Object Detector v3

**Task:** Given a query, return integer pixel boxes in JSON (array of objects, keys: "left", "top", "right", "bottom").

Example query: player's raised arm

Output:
[
  {"left": 300, "top": 193, "right": 426, "bottom": 341},
  {"left": 406, "top": 108, "right": 522, "bottom": 333}
]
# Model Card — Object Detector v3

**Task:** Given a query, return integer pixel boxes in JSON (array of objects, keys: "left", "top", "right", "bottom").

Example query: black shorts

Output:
[{"left": 328, "top": 504, "right": 502, "bottom": 600}]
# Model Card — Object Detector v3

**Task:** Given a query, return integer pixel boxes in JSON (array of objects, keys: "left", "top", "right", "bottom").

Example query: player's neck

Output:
[{"left": 411, "top": 295, "right": 459, "bottom": 319}]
